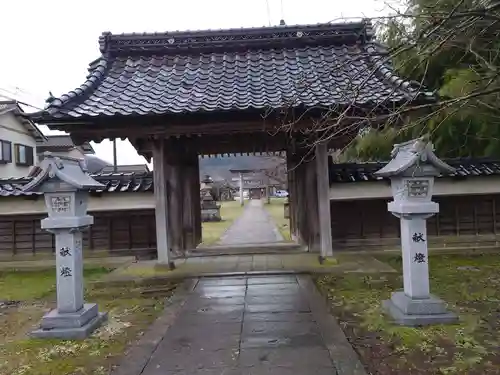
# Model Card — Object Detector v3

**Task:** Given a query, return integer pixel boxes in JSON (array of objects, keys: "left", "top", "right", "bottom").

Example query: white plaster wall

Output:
[
  {"left": 2, "top": 177, "right": 500, "bottom": 215},
  {"left": 0, "top": 193, "right": 155, "bottom": 216},
  {"left": 0, "top": 112, "right": 37, "bottom": 178},
  {"left": 329, "top": 177, "right": 500, "bottom": 200}
]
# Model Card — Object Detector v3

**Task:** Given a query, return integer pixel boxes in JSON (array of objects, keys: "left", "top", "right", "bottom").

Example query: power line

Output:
[{"left": 265, "top": 0, "right": 272, "bottom": 26}]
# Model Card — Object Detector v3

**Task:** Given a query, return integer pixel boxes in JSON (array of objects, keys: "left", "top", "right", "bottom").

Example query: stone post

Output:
[
  {"left": 22, "top": 153, "right": 108, "bottom": 339},
  {"left": 265, "top": 176, "right": 271, "bottom": 204},
  {"left": 374, "top": 137, "right": 458, "bottom": 326},
  {"left": 239, "top": 172, "right": 244, "bottom": 206}
]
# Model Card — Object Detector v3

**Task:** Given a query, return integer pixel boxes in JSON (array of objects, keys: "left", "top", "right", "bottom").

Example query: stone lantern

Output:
[
  {"left": 22, "top": 153, "right": 108, "bottom": 339},
  {"left": 200, "top": 175, "right": 221, "bottom": 222},
  {"left": 374, "top": 137, "right": 458, "bottom": 326}
]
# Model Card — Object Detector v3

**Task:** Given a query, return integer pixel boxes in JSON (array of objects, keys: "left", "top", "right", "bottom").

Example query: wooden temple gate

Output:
[{"left": 30, "top": 21, "right": 430, "bottom": 263}]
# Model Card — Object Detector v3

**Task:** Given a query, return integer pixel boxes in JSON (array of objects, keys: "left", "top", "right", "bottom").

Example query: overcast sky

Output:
[{"left": 0, "top": 0, "right": 388, "bottom": 166}]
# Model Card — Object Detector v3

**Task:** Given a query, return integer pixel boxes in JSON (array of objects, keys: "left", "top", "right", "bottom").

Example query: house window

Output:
[
  {"left": 14, "top": 144, "right": 34, "bottom": 166},
  {"left": 0, "top": 140, "right": 12, "bottom": 163}
]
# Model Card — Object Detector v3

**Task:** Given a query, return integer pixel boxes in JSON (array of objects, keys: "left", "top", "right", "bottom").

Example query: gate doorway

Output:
[{"left": 31, "top": 21, "right": 425, "bottom": 266}]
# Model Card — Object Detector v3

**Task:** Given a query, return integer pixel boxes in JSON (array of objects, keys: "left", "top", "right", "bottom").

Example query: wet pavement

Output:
[
  {"left": 141, "top": 275, "right": 340, "bottom": 375},
  {"left": 218, "top": 200, "right": 284, "bottom": 246}
]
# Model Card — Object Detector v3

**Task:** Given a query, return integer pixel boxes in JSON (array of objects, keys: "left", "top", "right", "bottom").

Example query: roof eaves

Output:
[
  {"left": 364, "top": 43, "right": 436, "bottom": 103},
  {"left": 29, "top": 58, "right": 109, "bottom": 122}
]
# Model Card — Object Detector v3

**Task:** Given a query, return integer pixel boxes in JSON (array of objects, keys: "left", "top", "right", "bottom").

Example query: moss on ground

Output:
[
  {"left": 0, "top": 268, "right": 176, "bottom": 375},
  {"left": 0, "top": 268, "right": 109, "bottom": 301},
  {"left": 201, "top": 200, "right": 246, "bottom": 245},
  {"left": 315, "top": 253, "right": 500, "bottom": 375}
]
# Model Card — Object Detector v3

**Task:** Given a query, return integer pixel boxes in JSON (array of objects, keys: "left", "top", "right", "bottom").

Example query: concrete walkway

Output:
[
  {"left": 218, "top": 200, "right": 283, "bottom": 246},
  {"left": 114, "top": 275, "right": 367, "bottom": 375}
]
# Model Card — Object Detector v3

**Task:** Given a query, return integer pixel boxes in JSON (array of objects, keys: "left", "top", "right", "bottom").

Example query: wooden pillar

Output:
[
  {"left": 165, "top": 141, "right": 184, "bottom": 254},
  {"left": 152, "top": 139, "right": 171, "bottom": 264},
  {"left": 315, "top": 143, "right": 333, "bottom": 257},
  {"left": 182, "top": 152, "right": 198, "bottom": 250},
  {"left": 193, "top": 156, "right": 202, "bottom": 246},
  {"left": 286, "top": 152, "right": 298, "bottom": 242},
  {"left": 288, "top": 146, "right": 321, "bottom": 252},
  {"left": 295, "top": 157, "right": 308, "bottom": 246},
  {"left": 295, "top": 160, "right": 311, "bottom": 251},
  {"left": 305, "top": 156, "right": 320, "bottom": 251}
]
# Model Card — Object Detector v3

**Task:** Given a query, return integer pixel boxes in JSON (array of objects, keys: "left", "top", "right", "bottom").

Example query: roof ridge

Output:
[{"left": 99, "top": 20, "right": 373, "bottom": 56}]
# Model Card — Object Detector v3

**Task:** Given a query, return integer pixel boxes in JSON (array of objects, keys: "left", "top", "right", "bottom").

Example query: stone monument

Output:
[
  {"left": 200, "top": 175, "right": 221, "bottom": 222},
  {"left": 374, "top": 137, "right": 459, "bottom": 326},
  {"left": 22, "top": 153, "right": 108, "bottom": 339}
]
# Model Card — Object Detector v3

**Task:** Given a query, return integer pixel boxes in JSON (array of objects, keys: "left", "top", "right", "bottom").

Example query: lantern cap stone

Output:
[
  {"left": 22, "top": 152, "right": 105, "bottom": 192},
  {"left": 374, "top": 136, "right": 456, "bottom": 178}
]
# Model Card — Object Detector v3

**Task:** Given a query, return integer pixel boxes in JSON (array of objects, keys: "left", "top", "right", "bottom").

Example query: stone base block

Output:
[
  {"left": 383, "top": 291, "right": 458, "bottom": 326},
  {"left": 390, "top": 291, "right": 448, "bottom": 315},
  {"left": 31, "top": 304, "right": 108, "bottom": 340},
  {"left": 40, "top": 303, "right": 98, "bottom": 329},
  {"left": 318, "top": 256, "right": 338, "bottom": 265}
]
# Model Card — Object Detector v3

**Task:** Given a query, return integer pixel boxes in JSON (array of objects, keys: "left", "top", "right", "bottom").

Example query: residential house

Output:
[{"left": 0, "top": 101, "right": 46, "bottom": 177}]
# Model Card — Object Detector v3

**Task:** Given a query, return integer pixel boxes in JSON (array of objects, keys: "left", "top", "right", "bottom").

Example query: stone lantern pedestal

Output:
[
  {"left": 200, "top": 175, "right": 221, "bottom": 222},
  {"left": 375, "top": 138, "right": 459, "bottom": 326},
  {"left": 22, "top": 153, "right": 108, "bottom": 339}
]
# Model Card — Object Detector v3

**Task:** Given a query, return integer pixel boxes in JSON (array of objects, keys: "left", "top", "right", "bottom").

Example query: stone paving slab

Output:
[
  {"left": 98, "top": 253, "right": 396, "bottom": 287},
  {"left": 115, "top": 274, "right": 368, "bottom": 375},
  {"left": 241, "top": 321, "right": 320, "bottom": 335},
  {"left": 218, "top": 200, "right": 284, "bottom": 245}
]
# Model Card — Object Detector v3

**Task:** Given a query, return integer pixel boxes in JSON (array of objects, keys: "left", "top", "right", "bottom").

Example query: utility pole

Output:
[{"left": 113, "top": 139, "right": 118, "bottom": 173}]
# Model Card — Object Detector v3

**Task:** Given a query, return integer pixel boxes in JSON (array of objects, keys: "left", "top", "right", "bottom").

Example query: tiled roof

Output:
[
  {"left": 329, "top": 158, "right": 500, "bottom": 183},
  {"left": 0, "top": 172, "right": 153, "bottom": 197},
  {"left": 32, "top": 21, "right": 433, "bottom": 123},
  {"left": 100, "top": 164, "right": 150, "bottom": 174},
  {"left": 36, "top": 135, "right": 95, "bottom": 153},
  {"left": 2, "top": 158, "right": 499, "bottom": 197}
]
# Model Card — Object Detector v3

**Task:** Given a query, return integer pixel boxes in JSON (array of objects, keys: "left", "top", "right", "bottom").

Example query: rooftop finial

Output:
[{"left": 279, "top": 19, "right": 286, "bottom": 26}]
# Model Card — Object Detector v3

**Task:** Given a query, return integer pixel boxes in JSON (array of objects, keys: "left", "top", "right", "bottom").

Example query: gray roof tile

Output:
[
  {"left": 329, "top": 158, "right": 500, "bottom": 183},
  {"left": 1, "top": 158, "right": 499, "bottom": 197},
  {"left": 32, "top": 21, "right": 434, "bottom": 122}
]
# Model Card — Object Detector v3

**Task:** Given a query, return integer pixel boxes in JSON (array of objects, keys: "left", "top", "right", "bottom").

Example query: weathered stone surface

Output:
[
  {"left": 390, "top": 291, "right": 449, "bottom": 315},
  {"left": 242, "top": 321, "right": 320, "bottom": 336},
  {"left": 31, "top": 312, "right": 107, "bottom": 340},
  {"left": 375, "top": 139, "right": 458, "bottom": 327},
  {"left": 247, "top": 276, "right": 297, "bottom": 285},
  {"left": 121, "top": 275, "right": 366, "bottom": 375},
  {"left": 244, "top": 303, "right": 310, "bottom": 313},
  {"left": 218, "top": 200, "right": 283, "bottom": 245},
  {"left": 383, "top": 299, "right": 458, "bottom": 326},
  {"left": 239, "top": 347, "right": 333, "bottom": 367},
  {"left": 40, "top": 303, "right": 98, "bottom": 329},
  {"left": 23, "top": 154, "right": 107, "bottom": 339}
]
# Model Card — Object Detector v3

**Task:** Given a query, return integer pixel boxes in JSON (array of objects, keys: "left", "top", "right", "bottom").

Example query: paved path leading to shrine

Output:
[
  {"left": 218, "top": 200, "right": 283, "bottom": 246},
  {"left": 116, "top": 275, "right": 366, "bottom": 375}
]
